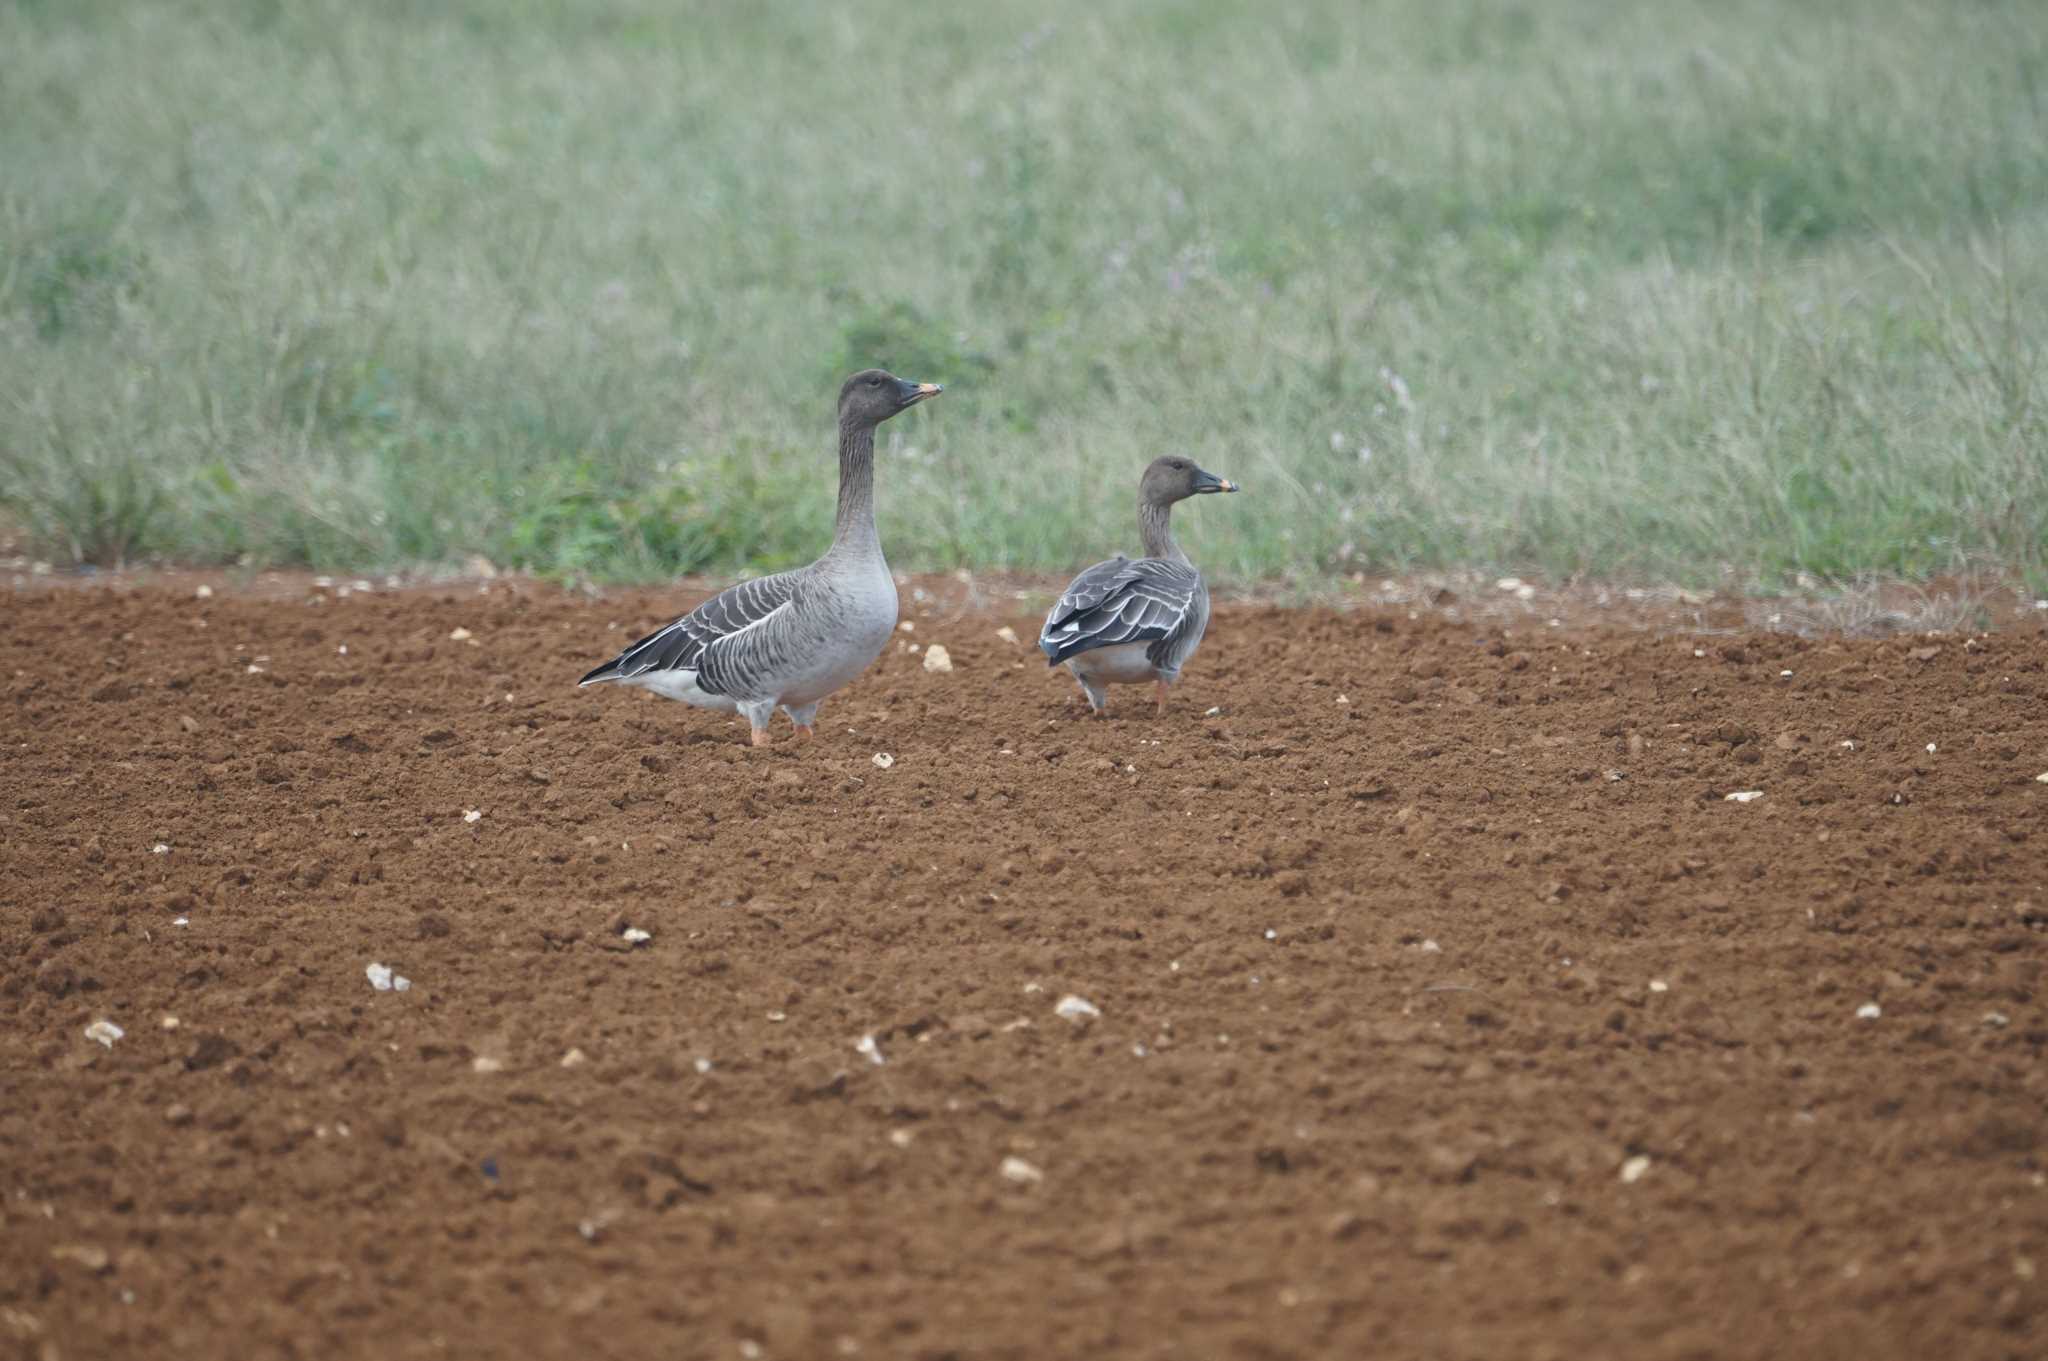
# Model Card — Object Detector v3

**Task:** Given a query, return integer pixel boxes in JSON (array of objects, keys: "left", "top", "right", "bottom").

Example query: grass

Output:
[{"left": 2, "top": 0, "right": 2046, "bottom": 592}]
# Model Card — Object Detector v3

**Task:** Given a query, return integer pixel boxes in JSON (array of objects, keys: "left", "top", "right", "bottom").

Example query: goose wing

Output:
[
  {"left": 579, "top": 570, "right": 802, "bottom": 693},
  {"left": 1038, "top": 555, "right": 1201, "bottom": 667}
]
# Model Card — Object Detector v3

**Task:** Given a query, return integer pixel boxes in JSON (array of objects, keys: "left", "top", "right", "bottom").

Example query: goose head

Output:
[
  {"left": 839, "top": 369, "right": 942, "bottom": 429},
  {"left": 1141, "top": 455, "right": 1238, "bottom": 505}
]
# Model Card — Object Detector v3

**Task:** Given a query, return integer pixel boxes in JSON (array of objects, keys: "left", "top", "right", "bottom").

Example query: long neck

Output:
[
  {"left": 830, "top": 420, "right": 880, "bottom": 556},
  {"left": 1138, "top": 497, "right": 1186, "bottom": 563}
]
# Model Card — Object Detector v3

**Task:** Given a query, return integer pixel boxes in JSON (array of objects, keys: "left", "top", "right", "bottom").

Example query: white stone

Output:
[
  {"left": 1619, "top": 1155, "right": 1652, "bottom": 1184},
  {"left": 871, "top": 752, "right": 895, "bottom": 770},
  {"left": 855, "top": 1034, "right": 885, "bottom": 1065},
  {"left": 463, "top": 809, "right": 482, "bottom": 823},
  {"left": 1724, "top": 790, "right": 1764, "bottom": 803},
  {"left": 1000, "top": 1156, "right": 1044, "bottom": 1185},
  {"left": 922, "top": 644, "right": 954, "bottom": 673},
  {"left": 621, "top": 927, "right": 651, "bottom": 944},
  {"left": 995, "top": 626, "right": 1020, "bottom": 645},
  {"left": 1856, "top": 1002, "right": 1882, "bottom": 1020},
  {"left": 84, "top": 1020, "right": 124, "bottom": 1048},
  {"left": 1054, "top": 994, "right": 1101, "bottom": 1022},
  {"left": 366, "top": 962, "right": 411, "bottom": 992}
]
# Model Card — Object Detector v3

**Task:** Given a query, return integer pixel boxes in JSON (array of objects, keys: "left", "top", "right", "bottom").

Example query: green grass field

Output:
[{"left": 3, "top": 0, "right": 2045, "bottom": 590}]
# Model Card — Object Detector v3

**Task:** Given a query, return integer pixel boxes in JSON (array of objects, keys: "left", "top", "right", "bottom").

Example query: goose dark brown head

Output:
[
  {"left": 1140, "top": 455, "right": 1238, "bottom": 505},
  {"left": 838, "top": 369, "right": 942, "bottom": 429}
]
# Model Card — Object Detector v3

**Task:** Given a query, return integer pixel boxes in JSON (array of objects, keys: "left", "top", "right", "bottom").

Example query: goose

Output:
[
  {"left": 1039, "top": 456, "right": 1239, "bottom": 716},
  {"left": 578, "top": 369, "right": 941, "bottom": 746}
]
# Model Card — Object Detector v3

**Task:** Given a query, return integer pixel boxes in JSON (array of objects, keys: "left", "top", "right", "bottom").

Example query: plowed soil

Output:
[{"left": 3, "top": 576, "right": 2045, "bottom": 1361}]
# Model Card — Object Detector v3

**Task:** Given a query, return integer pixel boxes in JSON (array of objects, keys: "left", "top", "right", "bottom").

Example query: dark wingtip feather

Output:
[{"left": 578, "top": 658, "right": 624, "bottom": 686}]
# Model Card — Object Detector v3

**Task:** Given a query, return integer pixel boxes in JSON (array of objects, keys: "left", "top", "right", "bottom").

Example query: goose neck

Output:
[
  {"left": 829, "top": 420, "right": 882, "bottom": 557},
  {"left": 1138, "top": 498, "right": 1186, "bottom": 563}
]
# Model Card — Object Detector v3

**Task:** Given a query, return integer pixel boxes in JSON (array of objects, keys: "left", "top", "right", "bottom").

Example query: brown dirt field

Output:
[{"left": 3, "top": 575, "right": 2045, "bottom": 1361}]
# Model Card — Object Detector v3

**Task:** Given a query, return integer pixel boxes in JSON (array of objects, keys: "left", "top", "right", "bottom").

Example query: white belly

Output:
[
  {"left": 622, "top": 669, "right": 738, "bottom": 712},
  {"left": 1067, "top": 643, "right": 1159, "bottom": 686}
]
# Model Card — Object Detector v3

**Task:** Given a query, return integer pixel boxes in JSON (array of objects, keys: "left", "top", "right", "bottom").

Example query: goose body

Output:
[
  {"left": 579, "top": 370, "right": 940, "bottom": 745},
  {"left": 1039, "top": 457, "right": 1238, "bottom": 716}
]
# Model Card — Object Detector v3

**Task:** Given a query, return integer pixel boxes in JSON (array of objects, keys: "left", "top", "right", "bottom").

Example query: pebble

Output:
[
  {"left": 2035, "top": 772, "right": 2048, "bottom": 784},
  {"left": 889, "top": 1128, "right": 915, "bottom": 1148},
  {"left": 83, "top": 1019, "right": 124, "bottom": 1048},
  {"left": 1648, "top": 980, "right": 1669, "bottom": 994},
  {"left": 995, "top": 626, "right": 1020, "bottom": 645},
  {"left": 448, "top": 627, "right": 474, "bottom": 641},
  {"left": 472, "top": 1055, "right": 505, "bottom": 1074},
  {"left": 1855, "top": 1002, "right": 1882, "bottom": 1020},
  {"left": 922, "top": 644, "right": 954, "bottom": 673},
  {"left": 1054, "top": 994, "right": 1101, "bottom": 1022},
  {"left": 855, "top": 1034, "right": 885, "bottom": 1065},
  {"left": 871, "top": 753, "right": 895, "bottom": 770},
  {"left": 365, "top": 962, "right": 412, "bottom": 992},
  {"left": 164, "top": 1103, "right": 193, "bottom": 1126},
  {"left": 463, "top": 809, "right": 483, "bottom": 823},
  {"left": 1724, "top": 790, "right": 1764, "bottom": 803},
  {"left": 560, "top": 1048, "right": 588, "bottom": 1068},
  {"left": 1619, "top": 1155, "right": 1652, "bottom": 1184},
  {"left": 49, "top": 1245, "right": 111, "bottom": 1273},
  {"left": 999, "top": 1156, "right": 1044, "bottom": 1185},
  {"left": 620, "top": 927, "right": 651, "bottom": 944}
]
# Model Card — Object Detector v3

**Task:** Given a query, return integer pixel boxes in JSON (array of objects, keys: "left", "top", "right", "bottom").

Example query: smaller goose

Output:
[
  {"left": 1039, "top": 456, "right": 1239, "bottom": 717},
  {"left": 578, "top": 369, "right": 941, "bottom": 746}
]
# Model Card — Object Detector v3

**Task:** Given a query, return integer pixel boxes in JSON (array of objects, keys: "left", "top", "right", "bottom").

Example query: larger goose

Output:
[
  {"left": 578, "top": 369, "right": 941, "bottom": 746},
  {"left": 1039, "top": 456, "right": 1239, "bottom": 716}
]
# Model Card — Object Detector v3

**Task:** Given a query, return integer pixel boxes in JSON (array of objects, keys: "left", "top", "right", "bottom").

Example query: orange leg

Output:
[
  {"left": 1155, "top": 680, "right": 1170, "bottom": 716},
  {"left": 794, "top": 724, "right": 815, "bottom": 742},
  {"left": 749, "top": 727, "right": 772, "bottom": 748}
]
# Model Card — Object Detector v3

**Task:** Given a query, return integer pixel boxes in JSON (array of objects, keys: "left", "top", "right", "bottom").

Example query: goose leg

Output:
[
  {"left": 1063, "top": 663, "right": 1109, "bottom": 717},
  {"left": 783, "top": 701, "right": 821, "bottom": 742},
  {"left": 739, "top": 699, "right": 778, "bottom": 748},
  {"left": 1155, "top": 679, "right": 1170, "bottom": 716}
]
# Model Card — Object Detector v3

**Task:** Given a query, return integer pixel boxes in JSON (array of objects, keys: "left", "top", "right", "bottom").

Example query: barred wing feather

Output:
[
  {"left": 579, "top": 571, "right": 801, "bottom": 694},
  {"left": 1039, "top": 557, "right": 1201, "bottom": 667}
]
